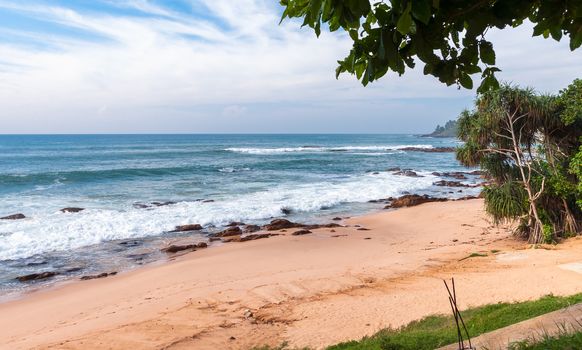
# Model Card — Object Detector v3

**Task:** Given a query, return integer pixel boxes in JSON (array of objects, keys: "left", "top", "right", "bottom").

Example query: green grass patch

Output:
[
  {"left": 507, "top": 331, "right": 582, "bottom": 350},
  {"left": 326, "top": 293, "right": 582, "bottom": 350},
  {"left": 491, "top": 249, "right": 501, "bottom": 254}
]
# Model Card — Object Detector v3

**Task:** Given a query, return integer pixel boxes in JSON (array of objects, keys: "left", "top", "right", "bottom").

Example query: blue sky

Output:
[{"left": 0, "top": 0, "right": 580, "bottom": 134}]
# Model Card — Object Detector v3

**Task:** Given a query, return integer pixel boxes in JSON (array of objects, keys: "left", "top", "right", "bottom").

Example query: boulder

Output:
[
  {"left": 196, "top": 242, "right": 208, "bottom": 248},
  {"left": 263, "top": 219, "right": 303, "bottom": 231},
  {"left": 161, "top": 244, "right": 196, "bottom": 253},
  {"left": 215, "top": 226, "right": 242, "bottom": 237},
  {"left": 243, "top": 224, "right": 261, "bottom": 233},
  {"left": 387, "top": 194, "right": 448, "bottom": 209},
  {"left": 16, "top": 271, "right": 58, "bottom": 282},
  {"left": 332, "top": 217, "right": 342, "bottom": 221},
  {"left": 60, "top": 207, "right": 84, "bottom": 213},
  {"left": 1, "top": 213, "right": 25, "bottom": 220},
  {"left": 171, "top": 224, "right": 203, "bottom": 232},
  {"left": 442, "top": 172, "right": 467, "bottom": 179},
  {"left": 226, "top": 221, "right": 245, "bottom": 227},
  {"left": 292, "top": 229, "right": 312, "bottom": 236},
  {"left": 393, "top": 170, "right": 422, "bottom": 177}
]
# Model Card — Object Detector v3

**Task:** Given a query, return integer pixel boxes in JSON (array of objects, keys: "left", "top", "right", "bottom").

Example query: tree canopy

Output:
[
  {"left": 280, "top": 0, "right": 582, "bottom": 92},
  {"left": 456, "top": 79, "right": 582, "bottom": 243}
]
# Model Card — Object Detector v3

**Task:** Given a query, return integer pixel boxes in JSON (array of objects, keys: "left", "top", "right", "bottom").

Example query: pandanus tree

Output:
[{"left": 456, "top": 80, "right": 582, "bottom": 243}]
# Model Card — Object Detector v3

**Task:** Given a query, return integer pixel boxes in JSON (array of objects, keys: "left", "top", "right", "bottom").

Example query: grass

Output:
[
  {"left": 255, "top": 293, "right": 582, "bottom": 350},
  {"left": 507, "top": 331, "right": 582, "bottom": 350}
]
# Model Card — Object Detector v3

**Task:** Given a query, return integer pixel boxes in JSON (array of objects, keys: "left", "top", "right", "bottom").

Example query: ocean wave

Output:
[
  {"left": 225, "top": 145, "right": 434, "bottom": 155},
  {"left": 218, "top": 167, "right": 251, "bottom": 173},
  {"left": 0, "top": 171, "right": 436, "bottom": 261}
]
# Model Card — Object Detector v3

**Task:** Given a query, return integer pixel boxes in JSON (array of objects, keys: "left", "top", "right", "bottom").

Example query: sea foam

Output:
[{"left": 0, "top": 171, "right": 436, "bottom": 261}]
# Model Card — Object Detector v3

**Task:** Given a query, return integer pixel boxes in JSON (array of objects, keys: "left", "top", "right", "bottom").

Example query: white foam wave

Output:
[
  {"left": 225, "top": 145, "right": 434, "bottom": 155},
  {"left": 0, "top": 172, "right": 436, "bottom": 261}
]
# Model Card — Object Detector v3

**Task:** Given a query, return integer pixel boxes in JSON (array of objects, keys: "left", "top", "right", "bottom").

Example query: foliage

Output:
[
  {"left": 456, "top": 80, "right": 582, "bottom": 243},
  {"left": 424, "top": 119, "right": 458, "bottom": 137},
  {"left": 322, "top": 293, "right": 582, "bottom": 350},
  {"left": 508, "top": 331, "right": 582, "bottom": 350},
  {"left": 280, "top": 0, "right": 582, "bottom": 91}
]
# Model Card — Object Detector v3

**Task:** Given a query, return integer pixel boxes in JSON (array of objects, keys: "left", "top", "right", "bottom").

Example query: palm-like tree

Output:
[{"left": 456, "top": 83, "right": 582, "bottom": 243}]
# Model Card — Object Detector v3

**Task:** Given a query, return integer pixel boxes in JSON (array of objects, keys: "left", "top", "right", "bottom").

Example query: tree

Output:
[
  {"left": 456, "top": 81, "right": 582, "bottom": 244},
  {"left": 280, "top": 0, "right": 582, "bottom": 92}
]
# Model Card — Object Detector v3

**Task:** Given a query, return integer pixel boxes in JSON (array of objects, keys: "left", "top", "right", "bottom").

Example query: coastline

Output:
[{"left": 1, "top": 199, "right": 582, "bottom": 350}]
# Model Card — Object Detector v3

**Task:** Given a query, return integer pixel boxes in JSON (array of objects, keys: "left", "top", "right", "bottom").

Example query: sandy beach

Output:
[{"left": 1, "top": 199, "right": 582, "bottom": 350}]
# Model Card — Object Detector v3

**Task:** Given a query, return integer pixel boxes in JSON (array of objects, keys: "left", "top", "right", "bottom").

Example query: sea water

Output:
[{"left": 0, "top": 134, "right": 480, "bottom": 297}]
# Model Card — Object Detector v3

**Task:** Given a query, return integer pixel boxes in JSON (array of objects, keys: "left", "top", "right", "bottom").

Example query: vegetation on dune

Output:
[
  {"left": 280, "top": 0, "right": 582, "bottom": 91},
  {"left": 456, "top": 79, "right": 582, "bottom": 244},
  {"left": 508, "top": 331, "right": 582, "bottom": 350},
  {"left": 255, "top": 294, "right": 582, "bottom": 350}
]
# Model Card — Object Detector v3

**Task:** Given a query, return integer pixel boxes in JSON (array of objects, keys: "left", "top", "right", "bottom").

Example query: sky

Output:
[{"left": 0, "top": 0, "right": 580, "bottom": 134}]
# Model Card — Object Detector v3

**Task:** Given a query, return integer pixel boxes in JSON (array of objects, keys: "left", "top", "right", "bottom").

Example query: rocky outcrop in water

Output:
[
  {"left": 16, "top": 271, "right": 58, "bottom": 282},
  {"left": 385, "top": 194, "right": 448, "bottom": 209},
  {"left": 60, "top": 207, "right": 85, "bottom": 213},
  {"left": 393, "top": 170, "right": 422, "bottom": 177},
  {"left": 262, "top": 219, "right": 304, "bottom": 231},
  {"left": 214, "top": 226, "right": 243, "bottom": 237},
  {"left": 161, "top": 244, "right": 197, "bottom": 253},
  {"left": 80, "top": 272, "right": 117, "bottom": 280},
  {"left": 1, "top": 213, "right": 25, "bottom": 220},
  {"left": 171, "top": 224, "right": 203, "bottom": 232}
]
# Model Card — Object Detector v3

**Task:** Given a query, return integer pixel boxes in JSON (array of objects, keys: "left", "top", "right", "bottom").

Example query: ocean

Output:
[{"left": 0, "top": 134, "right": 480, "bottom": 297}]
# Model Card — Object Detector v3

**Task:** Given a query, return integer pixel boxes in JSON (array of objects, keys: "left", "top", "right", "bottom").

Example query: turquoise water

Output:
[{"left": 0, "top": 134, "right": 478, "bottom": 295}]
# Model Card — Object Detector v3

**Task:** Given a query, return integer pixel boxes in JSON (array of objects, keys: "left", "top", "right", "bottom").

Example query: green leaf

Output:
[
  {"left": 412, "top": 0, "right": 431, "bottom": 25},
  {"left": 479, "top": 41, "right": 496, "bottom": 65},
  {"left": 459, "top": 73, "right": 473, "bottom": 89},
  {"left": 396, "top": 2, "right": 413, "bottom": 35}
]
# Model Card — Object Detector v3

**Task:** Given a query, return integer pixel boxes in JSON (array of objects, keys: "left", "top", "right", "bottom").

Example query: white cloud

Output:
[{"left": 0, "top": 0, "right": 580, "bottom": 133}]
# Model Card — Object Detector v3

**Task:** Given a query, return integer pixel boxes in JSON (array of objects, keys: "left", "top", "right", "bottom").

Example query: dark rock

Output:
[
  {"left": 16, "top": 271, "right": 58, "bottom": 282},
  {"left": 281, "top": 208, "right": 292, "bottom": 215},
  {"left": 171, "top": 224, "right": 203, "bottom": 232},
  {"left": 386, "top": 194, "right": 448, "bottom": 209},
  {"left": 456, "top": 195, "right": 479, "bottom": 201},
  {"left": 119, "top": 240, "right": 141, "bottom": 247},
  {"left": 80, "top": 272, "right": 117, "bottom": 280},
  {"left": 386, "top": 167, "right": 401, "bottom": 172},
  {"left": 441, "top": 172, "right": 467, "bottom": 179},
  {"left": 196, "top": 242, "right": 208, "bottom": 248},
  {"left": 60, "top": 207, "right": 84, "bottom": 213},
  {"left": 357, "top": 228, "right": 371, "bottom": 231},
  {"left": 161, "top": 244, "right": 196, "bottom": 253},
  {"left": 215, "top": 226, "right": 242, "bottom": 237},
  {"left": 240, "top": 233, "right": 276, "bottom": 242},
  {"left": 1, "top": 213, "right": 25, "bottom": 220},
  {"left": 243, "top": 224, "right": 261, "bottom": 233},
  {"left": 209, "top": 237, "right": 221, "bottom": 242},
  {"left": 433, "top": 180, "right": 471, "bottom": 187},
  {"left": 202, "top": 199, "right": 215, "bottom": 203},
  {"left": 152, "top": 201, "right": 176, "bottom": 207},
  {"left": 393, "top": 170, "right": 422, "bottom": 177},
  {"left": 431, "top": 172, "right": 441, "bottom": 176},
  {"left": 292, "top": 229, "right": 312, "bottom": 236},
  {"left": 332, "top": 217, "right": 342, "bottom": 221},
  {"left": 226, "top": 221, "right": 245, "bottom": 227},
  {"left": 133, "top": 203, "right": 150, "bottom": 209},
  {"left": 263, "top": 219, "right": 303, "bottom": 231}
]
